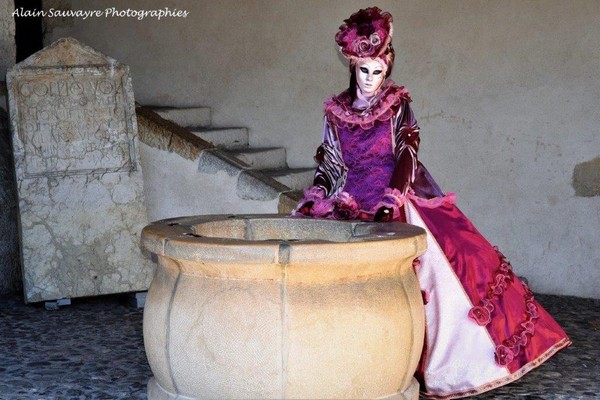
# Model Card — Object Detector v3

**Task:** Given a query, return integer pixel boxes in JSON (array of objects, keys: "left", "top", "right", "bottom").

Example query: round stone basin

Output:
[{"left": 141, "top": 214, "right": 427, "bottom": 400}]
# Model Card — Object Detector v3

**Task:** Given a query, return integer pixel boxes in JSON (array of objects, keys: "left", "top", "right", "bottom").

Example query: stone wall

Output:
[
  {"left": 1, "top": 0, "right": 15, "bottom": 110},
  {"left": 44, "top": 0, "right": 600, "bottom": 298},
  {"left": 0, "top": 0, "right": 15, "bottom": 79}
]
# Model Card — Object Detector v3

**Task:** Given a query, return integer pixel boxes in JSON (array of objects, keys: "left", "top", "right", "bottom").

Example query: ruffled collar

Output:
[
  {"left": 324, "top": 80, "right": 412, "bottom": 129},
  {"left": 352, "top": 90, "right": 373, "bottom": 111}
]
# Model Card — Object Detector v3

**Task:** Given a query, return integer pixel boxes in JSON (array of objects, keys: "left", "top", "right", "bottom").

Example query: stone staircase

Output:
[
  {"left": 136, "top": 105, "right": 310, "bottom": 220},
  {"left": 152, "top": 106, "right": 314, "bottom": 193}
]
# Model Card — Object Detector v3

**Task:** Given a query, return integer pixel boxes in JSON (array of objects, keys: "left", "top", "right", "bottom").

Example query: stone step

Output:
[
  {"left": 278, "top": 190, "right": 304, "bottom": 214},
  {"left": 225, "top": 147, "right": 287, "bottom": 170},
  {"left": 262, "top": 167, "right": 315, "bottom": 191},
  {"left": 153, "top": 106, "right": 211, "bottom": 128},
  {"left": 188, "top": 127, "right": 249, "bottom": 148}
]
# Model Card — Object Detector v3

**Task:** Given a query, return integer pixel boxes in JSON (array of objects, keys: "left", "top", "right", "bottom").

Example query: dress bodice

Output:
[
  {"left": 323, "top": 81, "right": 409, "bottom": 212},
  {"left": 301, "top": 80, "right": 419, "bottom": 219},
  {"left": 335, "top": 119, "right": 395, "bottom": 211}
]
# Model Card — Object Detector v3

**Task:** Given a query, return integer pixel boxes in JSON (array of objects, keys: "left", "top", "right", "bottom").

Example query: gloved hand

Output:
[{"left": 374, "top": 206, "right": 393, "bottom": 222}]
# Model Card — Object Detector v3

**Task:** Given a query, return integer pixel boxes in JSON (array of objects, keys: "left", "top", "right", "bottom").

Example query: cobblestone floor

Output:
[{"left": 0, "top": 293, "right": 598, "bottom": 400}]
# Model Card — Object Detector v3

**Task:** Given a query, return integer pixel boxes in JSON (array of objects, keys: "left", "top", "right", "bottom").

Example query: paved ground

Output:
[{"left": 0, "top": 293, "right": 598, "bottom": 399}]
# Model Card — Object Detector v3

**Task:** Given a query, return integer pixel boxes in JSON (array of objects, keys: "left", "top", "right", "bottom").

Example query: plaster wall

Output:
[
  {"left": 139, "top": 142, "right": 280, "bottom": 222},
  {"left": 45, "top": 0, "right": 600, "bottom": 298}
]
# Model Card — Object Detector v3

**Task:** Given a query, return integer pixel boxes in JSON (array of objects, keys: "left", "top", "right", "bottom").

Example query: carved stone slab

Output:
[
  {"left": 12, "top": 72, "right": 134, "bottom": 177},
  {"left": 7, "top": 38, "right": 154, "bottom": 303}
]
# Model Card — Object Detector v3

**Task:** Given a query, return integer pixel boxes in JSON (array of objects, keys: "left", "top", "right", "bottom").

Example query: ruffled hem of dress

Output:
[
  {"left": 292, "top": 190, "right": 362, "bottom": 220},
  {"left": 324, "top": 80, "right": 411, "bottom": 130},
  {"left": 419, "top": 337, "right": 572, "bottom": 400}
]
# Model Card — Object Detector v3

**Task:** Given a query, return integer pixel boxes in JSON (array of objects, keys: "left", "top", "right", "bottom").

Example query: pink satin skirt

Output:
[{"left": 405, "top": 197, "right": 570, "bottom": 399}]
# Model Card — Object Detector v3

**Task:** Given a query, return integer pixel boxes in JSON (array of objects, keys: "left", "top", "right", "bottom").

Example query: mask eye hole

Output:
[
  {"left": 359, "top": 67, "right": 369, "bottom": 74},
  {"left": 373, "top": 70, "right": 382, "bottom": 75}
]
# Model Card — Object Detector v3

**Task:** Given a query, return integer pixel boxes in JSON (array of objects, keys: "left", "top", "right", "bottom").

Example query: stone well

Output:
[{"left": 141, "top": 214, "right": 427, "bottom": 400}]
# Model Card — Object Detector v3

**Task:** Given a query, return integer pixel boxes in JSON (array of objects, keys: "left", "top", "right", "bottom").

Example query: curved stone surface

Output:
[{"left": 142, "top": 214, "right": 427, "bottom": 400}]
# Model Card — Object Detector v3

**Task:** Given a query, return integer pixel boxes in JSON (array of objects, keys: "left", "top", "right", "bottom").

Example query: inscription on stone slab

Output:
[
  {"left": 13, "top": 71, "right": 134, "bottom": 177},
  {"left": 7, "top": 38, "right": 153, "bottom": 303}
]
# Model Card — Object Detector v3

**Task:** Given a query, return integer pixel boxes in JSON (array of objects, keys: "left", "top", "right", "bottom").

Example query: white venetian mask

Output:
[{"left": 355, "top": 59, "right": 385, "bottom": 96}]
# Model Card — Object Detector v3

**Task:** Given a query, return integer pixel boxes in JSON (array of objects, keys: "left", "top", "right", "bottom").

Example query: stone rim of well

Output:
[{"left": 141, "top": 214, "right": 427, "bottom": 282}]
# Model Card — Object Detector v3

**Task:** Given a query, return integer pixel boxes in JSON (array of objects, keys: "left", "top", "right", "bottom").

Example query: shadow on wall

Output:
[
  {"left": 14, "top": 0, "right": 44, "bottom": 62},
  {"left": 0, "top": 108, "right": 21, "bottom": 295}
]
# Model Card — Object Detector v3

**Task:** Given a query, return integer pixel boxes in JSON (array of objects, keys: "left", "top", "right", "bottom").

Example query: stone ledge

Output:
[
  {"left": 278, "top": 190, "right": 303, "bottom": 214},
  {"left": 136, "top": 106, "right": 214, "bottom": 161},
  {"left": 197, "top": 148, "right": 249, "bottom": 176},
  {"left": 237, "top": 169, "right": 289, "bottom": 201}
]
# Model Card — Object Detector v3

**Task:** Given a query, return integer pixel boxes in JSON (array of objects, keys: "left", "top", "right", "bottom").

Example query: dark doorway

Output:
[{"left": 14, "top": 0, "right": 44, "bottom": 62}]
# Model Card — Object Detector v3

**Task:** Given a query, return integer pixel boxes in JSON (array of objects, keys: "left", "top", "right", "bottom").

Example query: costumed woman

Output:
[{"left": 293, "top": 7, "right": 571, "bottom": 399}]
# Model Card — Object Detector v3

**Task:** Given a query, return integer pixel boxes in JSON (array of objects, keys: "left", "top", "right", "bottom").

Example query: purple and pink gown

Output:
[{"left": 294, "top": 80, "right": 571, "bottom": 399}]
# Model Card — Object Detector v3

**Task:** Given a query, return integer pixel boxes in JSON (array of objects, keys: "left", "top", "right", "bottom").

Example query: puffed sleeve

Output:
[
  {"left": 311, "top": 116, "right": 347, "bottom": 197},
  {"left": 370, "top": 99, "right": 419, "bottom": 220},
  {"left": 389, "top": 99, "right": 420, "bottom": 195},
  {"left": 293, "top": 117, "right": 348, "bottom": 217}
]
